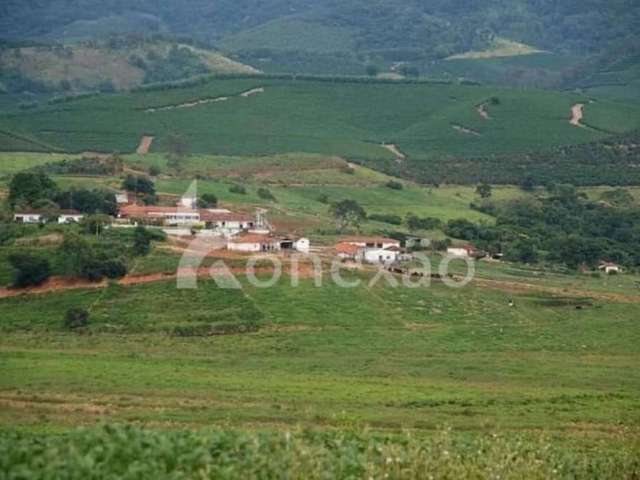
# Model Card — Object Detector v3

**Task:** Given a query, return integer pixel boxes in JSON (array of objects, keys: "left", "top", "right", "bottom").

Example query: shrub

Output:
[
  {"left": 316, "top": 193, "right": 329, "bottom": 204},
  {"left": 257, "top": 188, "right": 276, "bottom": 202},
  {"left": 133, "top": 226, "right": 153, "bottom": 256},
  {"left": 148, "top": 165, "right": 162, "bottom": 177},
  {"left": 330, "top": 199, "right": 367, "bottom": 231},
  {"left": 198, "top": 193, "right": 218, "bottom": 208},
  {"left": 8, "top": 254, "right": 51, "bottom": 287},
  {"left": 229, "top": 184, "right": 247, "bottom": 195},
  {"left": 386, "top": 180, "right": 404, "bottom": 190},
  {"left": 122, "top": 175, "right": 155, "bottom": 195},
  {"left": 64, "top": 308, "right": 90, "bottom": 330}
]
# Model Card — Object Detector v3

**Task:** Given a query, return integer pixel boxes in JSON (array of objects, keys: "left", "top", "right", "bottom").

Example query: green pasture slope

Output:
[
  {"left": 1, "top": 273, "right": 639, "bottom": 433},
  {"left": 1, "top": 269, "right": 640, "bottom": 477},
  {"left": 2, "top": 76, "right": 639, "bottom": 161}
]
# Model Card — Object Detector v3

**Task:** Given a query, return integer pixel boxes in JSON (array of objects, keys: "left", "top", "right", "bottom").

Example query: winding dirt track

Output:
[{"left": 381, "top": 144, "right": 406, "bottom": 163}]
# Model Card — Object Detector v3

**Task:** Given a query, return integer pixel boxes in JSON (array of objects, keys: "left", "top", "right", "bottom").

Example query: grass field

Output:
[{"left": 1, "top": 272, "right": 639, "bottom": 436}]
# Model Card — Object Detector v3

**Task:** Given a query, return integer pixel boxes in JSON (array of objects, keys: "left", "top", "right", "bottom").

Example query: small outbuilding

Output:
[
  {"left": 599, "top": 262, "right": 622, "bottom": 275},
  {"left": 57, "top": 210, "right": 84, "bottom": 224},
  {"left": 14, "top": 211, "right": 44, "bottom": 224}
]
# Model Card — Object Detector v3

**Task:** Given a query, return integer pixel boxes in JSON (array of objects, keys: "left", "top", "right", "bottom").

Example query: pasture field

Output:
[
  {"left": 1, "top": 272, "right": 639, "bottom": 440},
  {"left": 2, "top": 77, "right": 638, "bottom": 162}
]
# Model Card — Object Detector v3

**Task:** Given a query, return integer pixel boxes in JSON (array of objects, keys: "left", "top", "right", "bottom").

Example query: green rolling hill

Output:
[{"left": 2, "top": 76, "right": 640, "bottom": 184}]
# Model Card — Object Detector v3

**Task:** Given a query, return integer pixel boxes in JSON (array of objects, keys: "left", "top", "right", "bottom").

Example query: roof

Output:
[
  {"left": 343, "top": 236, "right": 400, "bottom": 244},
  {"left": 119, "top": 205, "right": 200, "bottom": 217},
  {"left": 229, "top": 233, "right": 277, "bottom": 244},
  {"left": 599, "top": 262, "right": 620, "bottom": 268},
  {"left": 335, "top": 242, "right": 361, "bottom": 255},
  {"left": 58, "top": 209, "right": 83, "bottom": 215},
  {"left": 200, "top": 211, "right": 254, "bottom": 222}
]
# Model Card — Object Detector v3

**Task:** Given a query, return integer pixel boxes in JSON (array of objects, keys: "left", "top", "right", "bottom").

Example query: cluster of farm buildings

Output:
[{"left": 11, "top": 194, "right": 624, "bottom": 273}]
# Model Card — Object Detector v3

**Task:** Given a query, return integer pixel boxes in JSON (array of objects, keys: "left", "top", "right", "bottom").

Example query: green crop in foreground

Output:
[{"left": 1, "top": 424, "right": 638, "bottom": 479}]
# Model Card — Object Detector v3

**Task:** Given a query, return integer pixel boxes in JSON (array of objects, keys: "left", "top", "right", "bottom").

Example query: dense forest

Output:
[{"left": 1, "top": 1, "right": 638, "bottom": 59}]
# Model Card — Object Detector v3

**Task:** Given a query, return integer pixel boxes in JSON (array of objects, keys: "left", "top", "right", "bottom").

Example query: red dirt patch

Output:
[{"left": 136, "top": 136, "right": 154, "bottom": 154}]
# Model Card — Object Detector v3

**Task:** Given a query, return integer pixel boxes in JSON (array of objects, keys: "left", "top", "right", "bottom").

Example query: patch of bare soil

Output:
[
  {"left": 477, "top": 103, "right": 490, "bottom": 120},
  {"left": 471, "top": 277, "right": 640, "bottom": 304},
  {"left": 0, "top": 277, "right": 108, "bottom": 299},
  {"left": 382, "top": 143, "right": 406, "bottom": 163},
  {"left": 136, "top": 135, "right": 154, "bottom": 154},
  {"left": 452, "top": 124, "right": 481, "bottom": 136},
  {"left": 0, "top": 394, "right": 111, "bottom": 416},
  {"left": 0, "top": 253, "right": 324, "bottom": 298},
  {"left": 570, "top": 103, "right": 585, "bottom": 128}
]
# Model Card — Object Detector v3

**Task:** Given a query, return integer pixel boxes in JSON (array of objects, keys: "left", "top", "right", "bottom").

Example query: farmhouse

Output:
[
  {"left": 361, "top": 246, "right": 401, "bottom": 265},
  {"left": 200, "top": 210, "right": 256, "bottom": 234},
  {"left": 57, "top": 210, "right": 84, "bottom": 224},
  {"left": 599, "top": 262, "right": 622, "bottom": 275},
  {"left": 118, "top": 205, "right": 201, "bottom": 226},
  {"left": 335, "top": 239, "right": 407, "bottom": 265},
  {"left": 13, "top": 211, "right": 44, "bottom": 224},
  {"left": 227, "top": 233, "right": 310, "bottom": 253}
]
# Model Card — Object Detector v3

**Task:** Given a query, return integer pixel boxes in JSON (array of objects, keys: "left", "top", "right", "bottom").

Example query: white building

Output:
[
  {"left": 228, "top": 233, "right": 281, "bottom": 252},
  {"left": 599, "top": 262, "right": 622, "bottom": 275},
  {"left": 57, "top": 210, "right": 84, "bottom": 224},
  {"left": 294, "top": 238, "right": 311, "bottom": 254},
  {"left": 361, "top": 246, "right": 400, "bottom": 265},
  {"left": 200, "top": 211, "right": 256, "bottom": 235},
  {"left": 14, "top": 212, "right": 43, "bottom": 224},
  {"left": 228, "top": 233, "right": 311, "bottom": 253}
]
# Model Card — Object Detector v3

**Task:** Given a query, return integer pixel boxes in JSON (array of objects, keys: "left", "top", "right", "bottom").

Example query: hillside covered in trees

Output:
[{"left": 1, "top": 1, "right": 638, "bottom": 65}]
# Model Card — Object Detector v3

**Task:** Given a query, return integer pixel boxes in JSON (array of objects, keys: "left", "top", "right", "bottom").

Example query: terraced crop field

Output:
[{"left": 2, "top": 77, "right": 638, "bottom": 160}]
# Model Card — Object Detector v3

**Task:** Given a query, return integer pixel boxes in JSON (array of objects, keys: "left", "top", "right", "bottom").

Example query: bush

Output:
[
  {"left": 122, "top": 175, "right": 155, "bottom": 195},
  {"left": 385, "top": 180, "right": 404, "bottom": 190},
  {"left": 316, "top": 193, "right": 329, "bottom": 204},
  {"left": 148, "top": 165, "right": 162, "bottom": 177},
  {"left": 257, "top": 188, "right": 276, "bottom": 202},
  {"left": 64, "top": 308, "right": 89, "bottom": 330},
  {"left": 198, "top": 193, "right": 218, "bottom": 208},
  {"left": 229, "top": 184, "right": 246, "bottom": 195},
  {"left": 133, "top": 226, "right": 153, "bottom": 256},
  {"left": 8, "top": 254, "right": 51, "bottom": 287}
]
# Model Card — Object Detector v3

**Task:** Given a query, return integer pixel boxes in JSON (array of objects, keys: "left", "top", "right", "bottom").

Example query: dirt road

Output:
[
  {"left": 136, "top": 136, "right": 154, "bottom": 154},
  {"left": 382, "top": 144, "right": 406, "bottom": 163}
]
